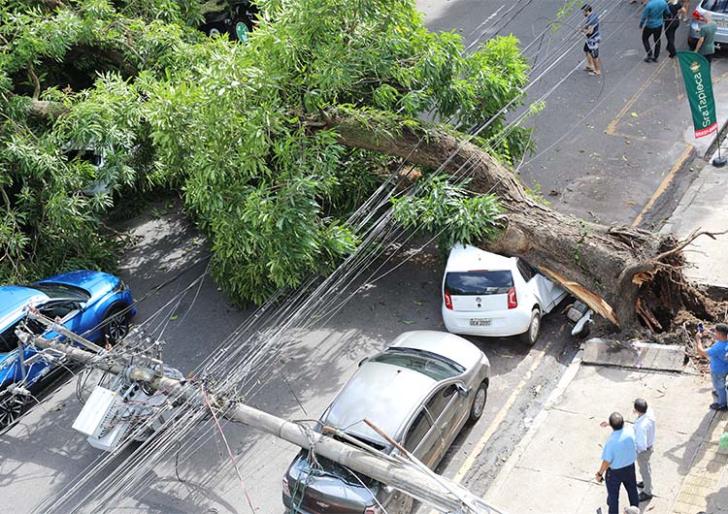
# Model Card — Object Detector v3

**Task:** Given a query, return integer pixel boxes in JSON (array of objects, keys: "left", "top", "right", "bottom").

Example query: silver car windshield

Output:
[{"left": 370, "top": 349, "right": 464, "bottom": 381}]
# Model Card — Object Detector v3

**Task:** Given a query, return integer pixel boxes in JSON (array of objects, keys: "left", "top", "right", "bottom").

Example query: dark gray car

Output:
[{"left": 282, "top": 330, "right": 491, "bottom": 514}]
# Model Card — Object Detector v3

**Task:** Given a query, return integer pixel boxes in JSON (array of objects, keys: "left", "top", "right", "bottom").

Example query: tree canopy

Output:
[{"left": 0, "top": 0, "right": 531, "bottom": 303}]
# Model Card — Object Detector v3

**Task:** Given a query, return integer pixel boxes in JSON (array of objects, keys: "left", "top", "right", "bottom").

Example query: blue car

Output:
[{"left": 0, "top": 270, "right": 135, "bottom": 427}]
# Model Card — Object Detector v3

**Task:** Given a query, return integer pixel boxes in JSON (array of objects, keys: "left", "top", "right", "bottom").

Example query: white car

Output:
[{"left": 441, "top": 245, "right": 567, "bottom": 344}]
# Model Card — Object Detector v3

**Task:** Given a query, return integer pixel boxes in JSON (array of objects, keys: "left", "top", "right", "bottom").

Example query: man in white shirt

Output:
[{"left": 633, "top": 398, "right": 656, "bottom": 502}]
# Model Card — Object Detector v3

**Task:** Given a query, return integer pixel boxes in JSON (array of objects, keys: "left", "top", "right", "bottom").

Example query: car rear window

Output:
[
  {"left": 445, "top": 270, "right": 513, "bottom": 295},
  {"left": 370, "top": 350, "right": 463, "bottom": 381},
  {"left": 703, "top": 0, "right": 728, "bottom": 13}
]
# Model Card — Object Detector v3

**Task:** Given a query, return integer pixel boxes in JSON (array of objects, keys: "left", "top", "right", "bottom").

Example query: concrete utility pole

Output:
[{"left": 19, "top": 321, "right": 503, "bottom": 514}]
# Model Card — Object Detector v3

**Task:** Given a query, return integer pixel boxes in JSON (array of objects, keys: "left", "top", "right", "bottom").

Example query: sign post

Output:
[{"left": 676, "top": 51, "right": 725, "bottom": 167}]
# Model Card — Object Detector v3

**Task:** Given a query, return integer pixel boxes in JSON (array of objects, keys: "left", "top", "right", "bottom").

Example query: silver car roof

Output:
[
  {"left": 323, "top": 331, "right": 482, "bottom": 447},
  {"left": 323, "top": 359, "right": 438, "bottom": 447}
]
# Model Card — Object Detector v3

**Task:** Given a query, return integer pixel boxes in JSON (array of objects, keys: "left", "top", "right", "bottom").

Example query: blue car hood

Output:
[{"left": 35, "top": 270, "right": 120, "bottom": 300}]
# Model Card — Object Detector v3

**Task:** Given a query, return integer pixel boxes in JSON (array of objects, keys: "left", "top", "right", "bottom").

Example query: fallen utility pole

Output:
[{"left": 19, "top": 319, "right": 503, "bottom": 514}]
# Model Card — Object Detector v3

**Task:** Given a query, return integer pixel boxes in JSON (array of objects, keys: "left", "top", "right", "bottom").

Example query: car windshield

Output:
[
  {"left": 445, "top": 270, "right": 513, "bottom": 295},
  {"left": 301, "top": 434, "right": 384, "bottom": 488},
  {"left": 370, "top": 349, "right": 463, "bottom": 381},
  {"left": 31, "top": 283, "right": 89, "bottom": 301},
  {"left": 0, "top": 322, "right": 20, "bottom": 353},
  {"left": 703, "top": 0, "right": 728, "bottom": 13}
]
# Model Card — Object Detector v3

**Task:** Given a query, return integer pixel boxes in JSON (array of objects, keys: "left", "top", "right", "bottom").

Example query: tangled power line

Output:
[{"left": 19, "top": 1, "right": 648, "bottom": 512}]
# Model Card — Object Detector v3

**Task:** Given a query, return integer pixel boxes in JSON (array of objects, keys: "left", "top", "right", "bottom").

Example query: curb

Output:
[
  {"left": 485, "top": 350, "right": 583, "bottom": 500},
  {"left": 703, "top": 115, "right": 728, "bottom": 161}
]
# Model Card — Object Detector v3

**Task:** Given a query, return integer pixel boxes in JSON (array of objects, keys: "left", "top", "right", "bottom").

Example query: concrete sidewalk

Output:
[
  {"left": 485, "top": 362, "right": 728, "bottom": 514},
  {"left": 662, "top": 134, "right": 728, "bottom": 291}
]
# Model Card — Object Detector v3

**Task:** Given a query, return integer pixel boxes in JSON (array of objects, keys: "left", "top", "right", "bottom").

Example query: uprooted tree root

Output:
[
  {"left": 582, "top": 230, "right": 728, "bottom": 368},
  {"left": 635, "top": 230, "right": 728, "bottom": 334}
]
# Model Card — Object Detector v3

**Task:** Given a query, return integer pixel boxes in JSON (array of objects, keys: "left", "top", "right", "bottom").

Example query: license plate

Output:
[{"left": 469, "top": 318, "right": 491, "bottom": 327}]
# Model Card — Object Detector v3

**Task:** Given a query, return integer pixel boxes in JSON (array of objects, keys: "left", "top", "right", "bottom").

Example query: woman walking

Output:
[{"left": 664, "top": 0, "right": 687, "bottom": 58}]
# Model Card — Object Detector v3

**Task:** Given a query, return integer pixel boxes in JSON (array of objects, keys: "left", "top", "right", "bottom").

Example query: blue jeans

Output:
[{"left": 712, "top": 371, "right": 728, "bottom": 407}]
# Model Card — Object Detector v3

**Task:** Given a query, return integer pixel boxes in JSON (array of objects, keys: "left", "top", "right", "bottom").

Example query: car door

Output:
[
  {"left": 425, "top": 382, "right": 468, "bottom": 467},
  {"left": 517, "top": 258, "right": 560, "bottom": 313},
  {"left": 402, "top": 406, "right": 439, "bottom": 468},
  {"left": 37, "top": 299, "right": 84, "bottom": 336}
]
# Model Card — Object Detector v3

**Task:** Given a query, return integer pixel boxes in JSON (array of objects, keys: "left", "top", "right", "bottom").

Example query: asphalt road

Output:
[
  {"left": 3, "top": 1, "right": 725, "bottom": 513},
  {"left": 0, "top": 205, "right": 579, "bottom": 513},
  {"left": 421, "top": 0, "right": 728, "bottom": 228}
]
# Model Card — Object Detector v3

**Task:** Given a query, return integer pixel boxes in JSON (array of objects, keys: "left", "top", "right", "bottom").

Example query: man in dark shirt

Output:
[
  {"left": 664, "top": 0, "right": 687, "bottom": 58},
  {"left": 581, "top": 4, "right": 601, "bottom": 76}
]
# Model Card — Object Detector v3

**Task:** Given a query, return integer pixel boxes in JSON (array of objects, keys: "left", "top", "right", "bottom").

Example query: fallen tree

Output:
[
  {"left": 325, "top": 111, "right": 727, "bottom": 333},
  {"left": 2, "top": 0, "right": 725, "bottom": 336}
]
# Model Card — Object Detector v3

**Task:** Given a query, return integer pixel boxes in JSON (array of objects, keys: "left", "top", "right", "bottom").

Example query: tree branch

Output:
[
  {"left": 653, "top": 228, "right": 728, "bottom": 263},
  {"left": 27, "top": 98, "right": 69, "bottom": 119},
  {"left": 28, "top": 64, "right": 41, "bottom": 100}
]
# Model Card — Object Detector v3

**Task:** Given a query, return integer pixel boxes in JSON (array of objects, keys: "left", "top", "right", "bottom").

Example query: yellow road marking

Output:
[
  {"left": 450, "top": 338, "right": 553, "bottom": 484},
  {"left": 608, "top": 129, "right": 675, "bottom": 145},
  {"left": 631, "top": 143, "right": 694, "bottom": 227},
  {"left": 673, "top": 58, "right": 685, "bottom": 101},
  {"left": 606, "top": 58, "right": 670, "bottom": 135}
]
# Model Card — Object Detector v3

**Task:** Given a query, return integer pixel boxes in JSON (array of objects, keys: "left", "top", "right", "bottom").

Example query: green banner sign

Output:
[{"left": 677, "top": 52, "right": 718, "bottom": 139}]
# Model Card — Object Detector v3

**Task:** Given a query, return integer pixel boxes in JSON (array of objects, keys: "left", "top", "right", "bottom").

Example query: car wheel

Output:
[
  {"left": 0, "top": 391, "right": 29, "bottom": 429},
  {"left": 467, "top": 381, "right": 488, "bottom": 424},
  {"left": 103, "top": 305, "right": 130, "bottom": 345},
  {"left": 520, "top": 308, "right": 541, "bottom": 346}
]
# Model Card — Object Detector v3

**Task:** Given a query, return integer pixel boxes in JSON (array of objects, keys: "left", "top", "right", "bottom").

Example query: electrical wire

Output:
[{"left": 29, "top": 2, "right": 651, "bottom": 511}]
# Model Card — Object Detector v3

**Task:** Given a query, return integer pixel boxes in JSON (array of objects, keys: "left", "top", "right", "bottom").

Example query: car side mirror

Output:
[{"left": 455, "top": 383, "right": 469, "bottom": 397}]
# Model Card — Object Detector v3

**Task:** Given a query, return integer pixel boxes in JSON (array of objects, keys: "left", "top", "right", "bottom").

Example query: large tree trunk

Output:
[{"left": 325, "top": 112, "right": 719, "bottom": 333}]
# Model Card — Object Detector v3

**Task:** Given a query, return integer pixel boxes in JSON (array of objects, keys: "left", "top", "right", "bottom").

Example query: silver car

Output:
[
  {"left": 282, "top": 330, "right": 491, "bottom": 514},
  {"left": 689, "top": 0, "right": 728, "bottom": 47}
]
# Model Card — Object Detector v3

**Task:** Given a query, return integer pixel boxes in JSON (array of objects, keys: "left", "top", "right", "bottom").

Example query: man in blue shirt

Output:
[
  {"left": 696, "top": 323, "right": 728, "bottom": 410},
  {"left": 596, "top": 412, "right": 639, "bottom": 514},
  {"left": 639, "top": 0, "right": 670, "bottom": 62}
]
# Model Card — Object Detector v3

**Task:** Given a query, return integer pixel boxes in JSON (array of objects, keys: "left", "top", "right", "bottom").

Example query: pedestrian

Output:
[
  {"left": 596, "top": 412, "right": 640, "bottom": 514},
  {"left": 580, "top": 4, "right": 602, "bottom": 77},
  {"left": 633, "top": 398, "right": 656, "bottom": 502},
  {"left": 694, "top": 11, "right": 718, "bottom": 64},
  {"left": 640, "top": 0, "right": 670, "bottom": 62},
  {"left": 695, "top": 323, "right": 728, "bottom": 410},
  {"left": 664, "top": 0, "right": 687, "bottom": 58}
]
